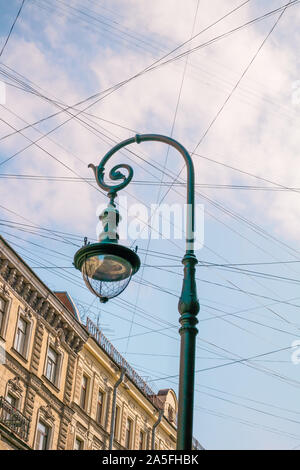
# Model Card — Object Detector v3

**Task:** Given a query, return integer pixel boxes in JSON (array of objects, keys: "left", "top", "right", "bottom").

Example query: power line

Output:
[
  {"left": 142, "top": 0, "right": 299, "bottom": 270},
  {"left": 2, "top": 1, "right": 295, "bottom": 161},
  {"left": 191, "top": 0, "right": 293, "bottom": 154},
  {"left": 0, "top": 1, "right": 254, "bottom": 170},
  {"left": 3, "top": 173, "right": 300, "bottom": 191},
  {"left": 0, "top": 0, "right": 26, "bottom": 58},
  {"left": 2, "top": 66, "right": 299, "bottom": 271},
  {"left": 123, "top": 0, "right": 201, "bottom": 355},
  {"left": 5, "top": 234, "right": 300, "bottom": 401}
]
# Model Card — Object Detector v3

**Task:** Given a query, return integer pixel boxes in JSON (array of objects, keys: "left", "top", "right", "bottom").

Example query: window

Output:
[
  {"left": 96, "top": 390, "right": 104, "bottom": 424},
  {"left": 45, "top": 347, "right": 59, "bottom": 384},
  {"left": 14, "top": 317, "right": 28, "bottom": 356},
  {"left": 4, "top": 393, "right": 19, "bottom": 422},
  {"left": 0, "top": 297, "right": 6, "bottom": 333},
  {"left": 125, "top": 418, "right": 132, "bottom": 449},
  {"left": 114, "top": 406, "right": 120, "bottom": 440},
  {"left": 74, "top": 437, "right": 84, "bottom": 450},
  {"left": 35, "top": 421, "right": 50, "bottom": 450},
  {"left": 0, "top": 295, "right": 10, "bottom": 340},
  {"left": 139, "top": 430, "right": 145, "bottom": 450},
  {"left": 80, "top": 375, "right": 88, "bottom": 409},
  {"left": 6, "top": 393, "right": 18, "bottom": 409}
]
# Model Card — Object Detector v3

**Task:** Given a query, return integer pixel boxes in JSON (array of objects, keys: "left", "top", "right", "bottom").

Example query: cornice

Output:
[{"left": 0, "top": 238, "right": 89, "bottom": 354}]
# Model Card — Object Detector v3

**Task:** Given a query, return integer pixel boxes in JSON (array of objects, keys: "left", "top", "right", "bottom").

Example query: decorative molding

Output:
[
  {"left": 30, "top": 318, "right": 45, "bottom": 373},
  {"left": 15, "top": 275, "right": 24, "bottom": 294},
  {"left": 5, "top": 353, "right": 65, "bottom": 417},
  {"left": 0, "top": 259, "right": 9, "bottom": 276},
  {"left": 61, "top": 406, "right": 74, "bottom": 422},
  {"left": 23, "top": 306, "right": 32, "bottom": 320},
  {"left": 52, "top": 314, "right": 61, "bottom": 330},
  {"left": 29, "top": 374, "right": 43, "bottom": 392},
  {"left": 35, "top": 297, "right": 44, "bottom": 313},
  {"left": 128, "top": 399, "right": 136, "bottom": 410},
  {"left": 24, "top": 386, "right": 35, "bottom": 421},
  {"left": 45, "top": 307, "right": 55, "bottom": 324},
  {"left": 7, "top": 268, "right": 17, "bottom": 285},
  {"left": 0, "top": 249, "right": 88, "bottom": 354},
  {"left": 75, "top": 421, "right": 88, "bottom": 440},
  {"left": 28, "top": 290, "right": 37, "bottom": 307},
  {"left": 36, "top": 382, "right": 64, "bottom": 415},
  {"left": 0, "top": 282, "right": 9, "bottom": 296},
  {"left": 7, "top": 376, "right": 23, "bottom": 397},
  {"left": 22, "top": 284, "right": 31, "bottom": 301},
  {"left": 57, "top": 416, "right": 69, "bottom": 450},
  {"left": 5, "top": 354, "right": 29, "bottom": 382},
  {"left": 92, "top": 435, "right": 103, "bottom": 450},
  {"left": 56, "top": 327, "right": 65, "bottom": 343},
  {"left": 54, "top": 334, "right": 62, "bottom": 351},
  {"left": 64, "top": 354, "right": 76, "bottom": 404},
  {"left": 40, "top": 404, "right": 55, "bottom": 423},
  {"left": 40, "top": 301, "right": 49, "bottom": 318}
]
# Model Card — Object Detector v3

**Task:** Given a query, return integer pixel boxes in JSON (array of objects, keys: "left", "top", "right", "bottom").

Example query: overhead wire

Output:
[
  {"left": 123, "top": 0, "right": 201, "bottom": 355},
  {"left": 1, "top": 1, "right": 300, "bottom": 442},
  {"left": 0, "top": 0, "right": 26, "bottom": 58}
]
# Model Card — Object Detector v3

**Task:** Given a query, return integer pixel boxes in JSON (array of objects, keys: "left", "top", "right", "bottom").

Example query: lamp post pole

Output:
[{"left": 88, "top": 134, "right": 200, "bottom": 450}]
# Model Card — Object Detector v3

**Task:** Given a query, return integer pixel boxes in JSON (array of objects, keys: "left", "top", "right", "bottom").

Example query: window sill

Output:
[
  {"left": 11, "top": 347, "right": 28, "bottom": 363},
  {"left": 42, "top": 374, "right": 60, "bottom": 393}
]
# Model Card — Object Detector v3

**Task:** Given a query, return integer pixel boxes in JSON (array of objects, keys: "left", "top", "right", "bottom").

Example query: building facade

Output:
[
  {"left": 69, "top": 318, "right": 178, "bottom": 450},
  {"left": 0, "top": 236, "right": 202, "bottom": 450},
  {"left": 0, "top": 236, "right": 88, "bottom": 450}
]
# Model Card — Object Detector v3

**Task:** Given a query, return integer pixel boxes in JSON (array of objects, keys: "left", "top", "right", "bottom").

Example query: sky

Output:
[{"left": 1, "top": 0, "right": 300, "bottom": 450}]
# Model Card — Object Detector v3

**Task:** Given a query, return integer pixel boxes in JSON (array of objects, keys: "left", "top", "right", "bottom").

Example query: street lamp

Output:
[
  {"left": 73, "top": 183, "right": 140, "bottom": 303},
  {"left": 74, "top": 134, "right": 200, "bottom": 449}
]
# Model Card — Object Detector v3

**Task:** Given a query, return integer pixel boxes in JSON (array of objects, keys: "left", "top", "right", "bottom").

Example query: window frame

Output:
[
  {"left": 34, "top": 419, "right": 51, "bottom": 450},
  {"left": 33, "top": 407, "right": 55, "bottom": 450},
  {"left": 5, "top": 376, "right": 24, "bottom": 412},
  {"left": 0, "top": 292, "right": 11, "bottom": 340},
  {"left": 139, "top": 429, "right": 145, "bottom": 450},
  {"left": 43, "top": 341, "right": 63, "bottom": 389},
  {"left": 6, "top": 392, "right": 19, "bottom": 409},
  {"left": 74, "top": 436, "right": 84, "bottom": 450},
  {"left": 125, "top": 417, "right": 133, "bottom": 449},
  {"left": 80, "top": 374, "right": 89, "bottom": 410},
  {"left": 13, "top": 310, "right": 32, "bottom": 360},
  {"left": 3, "top": 392, "right": 20, "bottom": 423},
  {"left": 96, "top": 388, "right": 105, "bottom": 425},
  {"left": 114, "top": 404, "right": 121, "bottom": 442}
]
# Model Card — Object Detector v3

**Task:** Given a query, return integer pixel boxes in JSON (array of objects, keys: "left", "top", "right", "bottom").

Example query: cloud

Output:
[{"left": 1, "top": 0, "right": 300, "bottom": 246}]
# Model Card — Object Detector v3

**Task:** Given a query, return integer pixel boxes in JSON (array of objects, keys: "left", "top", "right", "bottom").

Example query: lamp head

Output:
[{"left": 74, "top": 242, "right": 140, "bottom": 303}]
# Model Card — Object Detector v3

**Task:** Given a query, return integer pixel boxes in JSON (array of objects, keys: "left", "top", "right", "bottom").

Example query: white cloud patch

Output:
[{"left": 1, "top": 0, "right": 300, "bottom": 241}]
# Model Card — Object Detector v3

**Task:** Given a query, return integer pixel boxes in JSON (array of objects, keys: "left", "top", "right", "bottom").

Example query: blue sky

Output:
[{"left": 1, "top": 0, "right": 300, "bottom": 450}]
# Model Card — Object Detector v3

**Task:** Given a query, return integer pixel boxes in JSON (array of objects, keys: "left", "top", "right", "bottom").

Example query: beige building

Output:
[
  {"left": 0, "top": 235, "right": 202, "bottom": 450},
  {"left": 69, "top": 318, "right": 178, "bottom": 450},
  {"left": 0, "top": 236, "right": 88, "bottom": 450}
]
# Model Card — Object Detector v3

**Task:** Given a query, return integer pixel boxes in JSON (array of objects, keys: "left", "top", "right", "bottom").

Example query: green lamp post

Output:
[{"left": 74, "top": 134, "right": 200, "bottom": 450}]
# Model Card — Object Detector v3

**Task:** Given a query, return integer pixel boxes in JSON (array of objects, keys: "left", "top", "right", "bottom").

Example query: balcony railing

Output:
[{"left": 0, "top": 396, "right": 30, "bottom": 442}]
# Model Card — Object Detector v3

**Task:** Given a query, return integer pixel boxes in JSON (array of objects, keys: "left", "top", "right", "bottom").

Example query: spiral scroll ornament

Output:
[{"left": 88, "top": 162, "right": 133, "bottom": 204}]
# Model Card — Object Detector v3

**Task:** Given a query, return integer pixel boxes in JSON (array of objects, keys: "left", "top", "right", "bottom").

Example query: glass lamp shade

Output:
[
  {"left": 84, "top": 254, "right": 132, "bottom": 282},
  {"left": 74, "top": 242, "right": 140, "bottom": 303},
  {"left": 82, "top": 254, "right": 133, "bottom": 302}
]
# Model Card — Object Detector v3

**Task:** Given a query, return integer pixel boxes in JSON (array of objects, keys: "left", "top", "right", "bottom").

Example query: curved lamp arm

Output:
[
  {"left": 89, "top": 133, "right": 196, "bottom": 255},
  {"left": 89, "top": 133, "right": 200, "bottom": 449}
]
